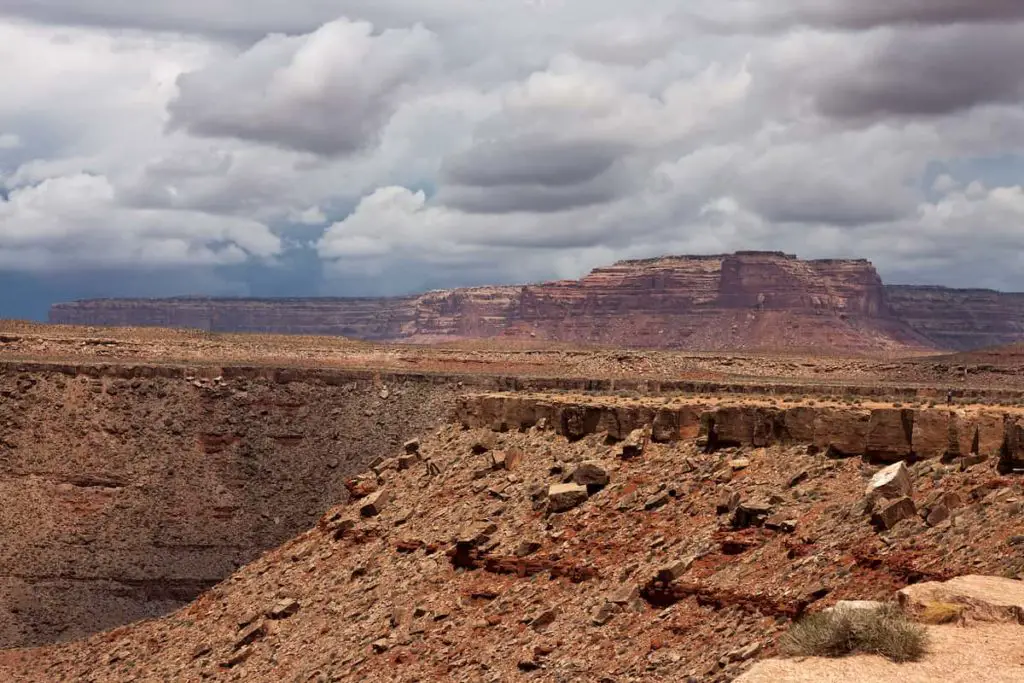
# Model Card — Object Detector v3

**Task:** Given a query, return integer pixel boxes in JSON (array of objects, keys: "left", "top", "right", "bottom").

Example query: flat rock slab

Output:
[
  {"left": 736, "top": 624, "right": 1024, "bottom": 683},
  {"left": 898, "top": 575, "right": 1024, "bottom": 624}
]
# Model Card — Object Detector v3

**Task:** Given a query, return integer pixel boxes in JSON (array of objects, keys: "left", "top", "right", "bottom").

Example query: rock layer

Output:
[{"left": 50, "top": 252, "right": 937, "bottom": 353}]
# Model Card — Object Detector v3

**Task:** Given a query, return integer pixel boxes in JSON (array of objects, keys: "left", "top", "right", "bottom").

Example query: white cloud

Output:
[
  {"left": 168, "top": 18, "right": 441, "bottom": 155},
  {"left": 0, "top": 173, "right": 280, "bottom": 270}
]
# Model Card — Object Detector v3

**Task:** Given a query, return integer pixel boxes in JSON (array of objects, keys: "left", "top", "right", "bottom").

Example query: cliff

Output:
[
  {"left": 886, "top": 286, "right": 1024, "bottom": 351},
  {"left": 47, "top": 252, "right": 959, "bottom": 353},
  {"left": 0, "top": 364, "right": 465, "bottom": 648}
]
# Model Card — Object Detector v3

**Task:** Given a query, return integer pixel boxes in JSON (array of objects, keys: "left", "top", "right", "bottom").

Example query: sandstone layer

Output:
[{"left": 49, "top": 252, "right": 938, "bottom": 353}]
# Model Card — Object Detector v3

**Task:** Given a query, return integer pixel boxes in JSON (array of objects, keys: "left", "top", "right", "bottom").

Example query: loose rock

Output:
[{"left": 548, "top": 483, "right": 589, "bottom": 513}]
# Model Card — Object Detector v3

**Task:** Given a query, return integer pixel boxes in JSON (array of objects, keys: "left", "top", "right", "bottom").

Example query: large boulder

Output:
[
  {"left": 867, "top": 462, "right": 912, "bottom": 500},
  {"left": 547, "top": 483, "right": 589, "bottom": 513},
  {"left": 871, "top": 496, "right": 916, "bottom": 531},
  {"left": 898, "top": 575, "right": 1024, "bottom": 624}
]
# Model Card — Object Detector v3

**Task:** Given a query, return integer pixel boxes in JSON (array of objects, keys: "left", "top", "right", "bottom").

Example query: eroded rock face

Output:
[
  {"left": 49, "top": 252, "right": 934, "bottom": 353},
  {"left": 0, "top": 365, "right": 459, "bottom": 648},
  {"left": 458, "top": 393, "right": 1016, "bottom": 465}
]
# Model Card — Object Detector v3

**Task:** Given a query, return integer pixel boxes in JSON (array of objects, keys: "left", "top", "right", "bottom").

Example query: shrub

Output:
[{"left": 781, "top": 604, "right": 928, "bottom": 663}]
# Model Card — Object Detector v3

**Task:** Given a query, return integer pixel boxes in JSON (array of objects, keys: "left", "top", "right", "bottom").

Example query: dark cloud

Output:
[
  {"left": 437, "top": 175, "right": 626, "bottom": 215},
  {"left": 443, "top": 139, "right": 624, "bottom": 189},
  {"left": 439, "top": 138, "right": 632, "bottom": 212},
  {"left": 719, "top": 0, "right": 1024, "bottom": 32},
  {"left": 815, "top": 25, "right": 1024, "bottom": 118}
]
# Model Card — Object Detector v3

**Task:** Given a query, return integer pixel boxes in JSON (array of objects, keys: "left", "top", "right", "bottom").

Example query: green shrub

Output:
[{"left": 781, "top": 604, "right": 928, "bottom": 663}]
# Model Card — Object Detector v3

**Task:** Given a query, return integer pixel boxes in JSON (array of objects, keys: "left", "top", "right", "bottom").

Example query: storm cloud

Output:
[{"left": 2, "top": 0, "right": 1024, "bottom": 317}]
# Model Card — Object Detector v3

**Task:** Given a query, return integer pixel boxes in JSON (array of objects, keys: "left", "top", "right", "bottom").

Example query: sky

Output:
[{"left": 3, "top": 0, "right": 1024, "bottom": 319}]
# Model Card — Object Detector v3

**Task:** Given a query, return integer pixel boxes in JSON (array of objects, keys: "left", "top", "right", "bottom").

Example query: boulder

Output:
[
  {"left": 397, "top": 453, "right": 420, "bottom": 470},
  {"left": 403, "top": 438, "right": 420, "bottom": 454},
  {"left": 925, "top": 504, "right": 950, "bottom": 527},
  {"left": 547, "top": 483, "right": 589, "bottom": 513},
  {"left": 360, "top": 489, "right": 389, "bottom": 517},
  {"left": 733, "top": 500, "right": 773, "bottom": 529},
  {"left": 871, "top": 496, "right": 916, "bottom": 530},
  {"left": 716, "top": 490, "right": 741, "bottom": 515},
  {"left": 644, "top": 491, "right": 671, "bottom": 511},
  {"left": 267, "top": 599, "right": 300, "bottom": 620},
  {"left": 620, "top": 428, "right": 648, "bottom": 459},
  {"left": 764, "top": 512, "right": 798, "bottom": 533},
  {"left": 608, "top": 584, "right": 640, "bottom": 605},
  {"left": 867, "top": 461, "right": 912, "bottom": 500},
  {"left": 898, "top": 575, "right": 1024, "bottom": 624},
  {"left": 571, "top": 461, "right": 610, "bottom": 490}
]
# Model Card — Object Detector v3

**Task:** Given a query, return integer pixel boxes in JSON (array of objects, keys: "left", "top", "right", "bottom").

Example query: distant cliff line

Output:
[{"left": 48, "top": 252, "right": 1024, "bottom": 352}]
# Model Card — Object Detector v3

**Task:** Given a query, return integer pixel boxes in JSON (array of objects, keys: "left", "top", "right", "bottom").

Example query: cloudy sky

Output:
[{"left": 3, "top": 0, "right": 1024, "bottom": 318}]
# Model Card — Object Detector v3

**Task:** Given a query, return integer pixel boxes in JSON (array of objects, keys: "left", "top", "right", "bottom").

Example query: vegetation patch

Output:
[{"left": 781, "top": 604, "right": 928, "bottom": 663}]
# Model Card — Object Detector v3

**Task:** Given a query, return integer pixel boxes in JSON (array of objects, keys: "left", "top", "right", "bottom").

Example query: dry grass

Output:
[
  {"left": 919, "top": 602, "right": 965, "bottom": 625},
  {"left": 782, "top": 604, "right": 928, "bottom": 663}
]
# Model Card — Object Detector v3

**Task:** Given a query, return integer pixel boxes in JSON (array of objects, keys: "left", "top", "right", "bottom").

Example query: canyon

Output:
[
  {"left": 52, "top": 251, "right": 1024, "bottom": 354},
  {"left": 2, "top": 325, "right": 1024, "bottom": 681}
]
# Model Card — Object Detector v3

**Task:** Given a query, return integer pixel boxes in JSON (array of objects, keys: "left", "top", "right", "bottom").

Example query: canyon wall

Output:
[
  {"left": 0, "top": 363, "right": 466, "bottom": 648},
  {"left": 50, "top": 252, "right": 937, "bottom": 353},
  {"left": 886, "top": 286, "right": 1024, "bottom": 351}
]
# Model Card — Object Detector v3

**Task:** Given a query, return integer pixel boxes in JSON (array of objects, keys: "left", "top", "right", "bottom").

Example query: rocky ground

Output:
[
  {"left": 5, "top": 320, "right": 1024, "bottom": 397},
  {"left": 4, "top": 416, "right": 1024, "bottom": 682}
]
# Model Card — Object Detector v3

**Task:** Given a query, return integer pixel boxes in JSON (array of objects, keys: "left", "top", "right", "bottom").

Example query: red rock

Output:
[{"left": 865, "top": 409, "right": 914, "bottom": 463}]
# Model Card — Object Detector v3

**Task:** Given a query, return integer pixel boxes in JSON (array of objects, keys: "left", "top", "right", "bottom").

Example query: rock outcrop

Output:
[
  {"left": 456, "top": 392, "right": 1024, "bottom": 464},
  {"left": 50, "top": 252, "right": 938, "bottom": 353}
]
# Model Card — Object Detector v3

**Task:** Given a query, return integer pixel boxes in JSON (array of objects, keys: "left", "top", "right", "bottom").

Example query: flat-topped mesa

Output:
[
  {"left": 49, "top": 252, "right": 927, "bottom": 352},
  {"left": 717, "top": 253, "right": 891, "bottom": 316}
]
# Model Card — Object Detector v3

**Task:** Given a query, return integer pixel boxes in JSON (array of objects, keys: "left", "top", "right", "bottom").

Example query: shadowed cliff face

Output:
[
  {"left": 886, "top": 286, "right": 1024, "bottom": 351},
  {"left": 49, "top": 252, "right": 939, "bottom": 353},
  {"left": 0, "top": 365, "right": 460, "bottom": 648}
]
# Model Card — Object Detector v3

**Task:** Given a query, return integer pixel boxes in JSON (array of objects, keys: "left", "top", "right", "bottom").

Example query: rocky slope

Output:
[
  {"left": 0, "top": 363, "right": 465, "bottom": 648},
  {"left": 49, "top": 252, "right": 934, "bottom": 354},
  {"left": 4, "top": 393, "right": 1024, "bottom": 682}
]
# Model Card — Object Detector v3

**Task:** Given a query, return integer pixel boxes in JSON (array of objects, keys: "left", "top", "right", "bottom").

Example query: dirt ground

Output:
[{"left": 3, "top": 320, "right": 1024, "bottom": 398}]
